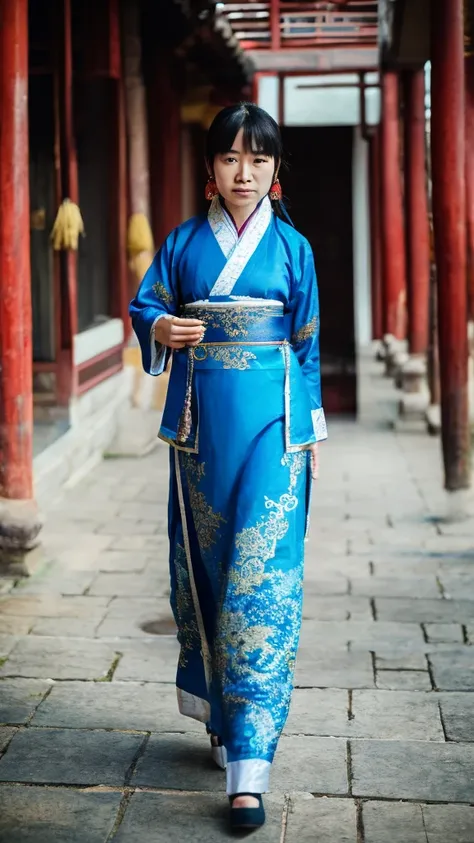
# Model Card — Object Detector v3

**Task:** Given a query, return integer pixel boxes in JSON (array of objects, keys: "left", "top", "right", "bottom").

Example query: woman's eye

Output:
[
  {"left": 254, "top": 158, "right": 268, "bottom": 164},
  {"left": 225, "top": 157, "right": 237, "bottom": 164}
]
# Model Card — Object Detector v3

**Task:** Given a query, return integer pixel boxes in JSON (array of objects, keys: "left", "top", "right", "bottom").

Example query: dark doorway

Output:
[{"left": 281, "top": 126, "right": 356, "bottom": 415}]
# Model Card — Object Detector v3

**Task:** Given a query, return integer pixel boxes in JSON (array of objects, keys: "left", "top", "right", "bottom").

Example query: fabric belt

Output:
[{"left": 182, "top": 303, "right": 290, "bottom": 345}]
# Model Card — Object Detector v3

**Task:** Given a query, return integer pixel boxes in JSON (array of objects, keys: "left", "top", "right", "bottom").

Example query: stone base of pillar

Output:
[
  {"left": 399, "top": 388, "right": 430, "bottom": 420},
  {"left": 382, "top": 334, "right": 408, "bottom": 378},
  {"left": 393, "top": 350, "right": 410, "bottom": 388},
  {"left": 0, "top": 498, "right": 43, "bottom": 577},
  {"left": 425, "top": 404, "right": 442, "bottom": 436},
  {"left": 398, "top": 356, "right": 429, "bottom": 417}
]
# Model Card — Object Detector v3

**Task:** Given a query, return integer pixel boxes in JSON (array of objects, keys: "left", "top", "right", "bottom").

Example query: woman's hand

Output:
[
  {"left": 309, "top": 442, "right": 319, "bottom": 480},
  {"left": 155, "top": 316, "right": 204, "bottom": 350}
]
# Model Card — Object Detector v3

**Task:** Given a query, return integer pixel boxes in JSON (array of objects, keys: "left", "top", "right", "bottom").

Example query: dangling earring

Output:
[
  {"left": 269, "top": 178, "right": 282, "bottom": 201},
  {"left": 205, "top": 177, "right": 219, "bottom": 201}
]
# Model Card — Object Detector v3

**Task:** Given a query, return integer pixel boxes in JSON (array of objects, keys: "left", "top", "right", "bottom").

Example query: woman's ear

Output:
[{"left": 205, "top": 158, "right": 213, "bottom": 178}]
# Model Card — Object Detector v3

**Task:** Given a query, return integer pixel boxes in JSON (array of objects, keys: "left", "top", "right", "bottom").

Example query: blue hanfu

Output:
[{"left": 130, "top": 195, "right": 327, "bottom": 795}]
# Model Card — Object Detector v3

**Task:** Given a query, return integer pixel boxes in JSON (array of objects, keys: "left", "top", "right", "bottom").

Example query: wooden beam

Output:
[{"left": 246, "top": 47, "right": 378, "bottom": 72}]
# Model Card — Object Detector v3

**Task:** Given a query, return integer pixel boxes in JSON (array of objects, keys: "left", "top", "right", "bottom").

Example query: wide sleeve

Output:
[
  {"left": 129, "top": 229, "right": 179, "bottom": 376},
  {"left": 289, "top": 237, "right": 328, "bottom": 442}
]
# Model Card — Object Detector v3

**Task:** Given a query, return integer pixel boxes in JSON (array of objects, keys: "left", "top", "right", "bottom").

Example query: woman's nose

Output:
[{"left": 237, "top": 162, "right": 252, "bottom": 182}]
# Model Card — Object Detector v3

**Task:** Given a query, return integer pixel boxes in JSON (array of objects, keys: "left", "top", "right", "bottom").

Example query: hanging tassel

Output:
[
  {"left": 127, "top": 213, "right": 154, "bottom": 257},
  {"left": 50, "top": 199, "right": 85, "bottom": 251}
]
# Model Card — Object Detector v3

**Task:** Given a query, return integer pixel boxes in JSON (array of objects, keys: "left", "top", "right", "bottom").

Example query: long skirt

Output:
[{"left": 167, "top": 358, "right": 310, "bottom": 795}]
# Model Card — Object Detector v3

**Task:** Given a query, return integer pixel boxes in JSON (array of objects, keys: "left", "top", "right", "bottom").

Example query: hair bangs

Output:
[{"left": 206, "top": 103, "right": 283, "bottom": 165}]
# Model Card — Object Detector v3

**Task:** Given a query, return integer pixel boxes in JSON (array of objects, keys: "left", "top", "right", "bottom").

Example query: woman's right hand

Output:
[{"left": 154, "top": 315, "right": 204, "bottom": 350}]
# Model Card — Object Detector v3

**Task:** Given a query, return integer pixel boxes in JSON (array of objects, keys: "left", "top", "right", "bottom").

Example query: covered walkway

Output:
[{"left": 0, "top": 354, "right": 473, "bottom": 841}]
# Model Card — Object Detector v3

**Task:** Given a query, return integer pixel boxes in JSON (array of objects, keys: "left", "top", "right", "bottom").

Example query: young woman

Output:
[{"left": 130, "top": 103, "right": 327, "bottom": 829}]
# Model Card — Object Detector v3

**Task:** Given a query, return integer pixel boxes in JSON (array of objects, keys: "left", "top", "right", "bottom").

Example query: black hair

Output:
[{"left": 206, "top": 102, "right": 288, "bottom": 220}]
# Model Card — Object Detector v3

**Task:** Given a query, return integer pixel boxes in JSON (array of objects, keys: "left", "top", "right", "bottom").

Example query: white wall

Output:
[{"left": 283, "top": 73, "right": 380, "bottom": 127}]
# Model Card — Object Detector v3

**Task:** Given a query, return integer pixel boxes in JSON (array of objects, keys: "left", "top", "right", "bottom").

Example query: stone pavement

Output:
[{"left": 1, "top": 354, "right": 474, "bottom": 842}]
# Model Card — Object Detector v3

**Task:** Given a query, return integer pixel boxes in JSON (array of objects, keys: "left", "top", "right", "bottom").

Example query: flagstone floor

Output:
[{"left": 1, "top": 351, "right": 474, "bottom": 842}]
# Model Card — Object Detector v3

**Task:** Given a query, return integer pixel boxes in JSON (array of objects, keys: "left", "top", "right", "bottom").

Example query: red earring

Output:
[
  {"left": 269, "top": 178, "right": 282, "bottom": 201},
  {"left": 205, "top": 178, "right": 219, "bottom": 200}
]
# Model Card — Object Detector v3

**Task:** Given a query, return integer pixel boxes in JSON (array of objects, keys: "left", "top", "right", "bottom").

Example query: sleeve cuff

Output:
[
  {"left": 149, "top": 315, "right": 170, "bottom": 376},
  {"left": 312, "top": 408, "right": 328, "bottom": 442}
]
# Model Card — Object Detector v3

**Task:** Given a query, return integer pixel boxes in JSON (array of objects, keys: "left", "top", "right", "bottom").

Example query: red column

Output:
[
  {"left": 380, "top": 72, "right": 407, "bottom": 339},
  {"left": 271, "top": 0, "right": 281, "bottom": 50},
  {"left": 403, "top": 69, "right": 430, "bottom": 355},
  {"left": 369, "top": 131, "right": 383, "bottom": 340},
  {"left": 466, "top": 55, "right": 474, "bottom": 321},
  {"left": 149, "top": 55, "right": 182, "bottom": 248},
  {"left": 431, "top": 0, "right": 470, "bottom": 490},
  {"left": 0, "top": 0, "right": 33, "bottom": 500}
]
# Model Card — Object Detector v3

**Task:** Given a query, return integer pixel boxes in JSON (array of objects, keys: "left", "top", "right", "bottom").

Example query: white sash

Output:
[{"left": 207, "top": 196, "right": 272, "bottom": 297}]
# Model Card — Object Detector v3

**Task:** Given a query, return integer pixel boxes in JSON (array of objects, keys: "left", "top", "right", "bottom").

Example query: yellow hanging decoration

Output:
[
  {"left": 50, "top": 198, "right": 85, "bottom": 251},
  {"left": 127, "top": 212, "right": 154, "bottom": 258}
]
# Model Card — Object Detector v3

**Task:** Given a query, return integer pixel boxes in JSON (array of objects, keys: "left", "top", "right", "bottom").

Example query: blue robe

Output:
[{"left": 130, "top": 196, "right": 327, "bottom": 794}]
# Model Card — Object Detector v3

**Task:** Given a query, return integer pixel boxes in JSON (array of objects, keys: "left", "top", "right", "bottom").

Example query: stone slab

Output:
[
  {"left": 300, "top": 620, "right": 425, "bottom": 652},
  {"left": 30, "top": 618, "right": 99, "bottom": 638},
  {"left": 0, "top": 785, "right": 121, "bottom": 843},
  {"left": 113, "top": 638, "right": 179, "bottom": 683},
  {"left": 132, "top": 733, "right": 226, "bottom": 791},
  {"left": 349, "top": 690, "right": 443, "bottom": 740},
  {"left": 0, "top": 616, "right": 34, "bottom": 635},
  {"left": 285, "top": 794, "right": 356, "bottom": 843},
  {"left": 425, "top": 623, "right": 464, "bottom": 643},
  {"left": 272, "top": 737, "right": 348, "bottom": 794},
  {"left": 88, "top": 572, "right": 170, "bottom": 598},
  {"left": 32, "top": 682, "right": 201, "bottom": 733},
  {"left": 0, "top": 679, "right": 53, "bottom": 725},
  {"left": 93, "top": 550, "right": 154, "bottom": 573},
  {"left": 438, "top": 693, "right": 474, "bottom": 741},
  {"left": 0, "top": 596, "right": 109, "bottom": 620},
  {"left": 295, "top": 646, "right": 374, "bottom": 689},
  {"left": 376, "top": 670, "right": 432, "bottom": 691},
  {"left": 301, "top": 596, "right": 371, "bottom": 621},
  {"left": 422, "top": 803, "right": 474, "bottom": 842},
  {"left": 429, "top": 649, "right": 474, "bottom": 690},
  {"left": 351, "top": 576, "right": 440, "bottom": 599},
  {"left": 0, "top": 728, "right": 17, "bottom": 754},
  {"left": 376, "top": 652, "right": 427, "bottom": 670},
  {"left": 351, "top": 740, "right": 474, "bottom": 802},
  {"left": 114, "top": 791, "right": 284, "bottom": 842},
  {"left": 0, "top": 635, "right": 20, "bottom": 657},
  {"left": 362, "top": 801, "right": 426, "bottom": 843},
  {"left": 284, "top": 689, "right": 349, "bottom": 736},
  {"left": 375, "top": 598, "right": 474, "bottom": 623},
  {"left": 15, "top": 570, "right": 95, "bottom": 597},
  {"left": 0, "top": 727, "right": 145, "bottom": 786},
  {"left": 0, "top": 637, "right": 119, "bottom": 681}
]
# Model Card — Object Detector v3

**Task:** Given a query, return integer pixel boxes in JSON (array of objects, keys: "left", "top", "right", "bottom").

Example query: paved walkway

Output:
[{"left": 1, "top": 354, "right": 474, "bottom": 842}]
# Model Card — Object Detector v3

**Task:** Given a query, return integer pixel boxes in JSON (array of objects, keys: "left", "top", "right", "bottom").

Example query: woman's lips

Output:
[{"left": 233, "top": 189, "right": 254, "bottom": 195}]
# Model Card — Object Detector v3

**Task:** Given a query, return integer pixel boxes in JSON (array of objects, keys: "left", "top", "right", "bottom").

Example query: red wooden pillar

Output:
[
  {"left": 380, "top": 72, "right": 407, "bottom": 339},
  {"left": 0, "top": 0, "right": 41, "bottom": 567},
  {"left": 431, "top": 0, "right": 470, "bottom": 490},
  {"left": 271, "top": 0, "right": 281, "bottom": 50},
  {"left": 466, "top": 55, "right": 474, "bottom": 321},
  {"left": 369, "top": 131, "right": 383, "bottom": 340},
  {"left": 403, "top": 69, "right": 430, "bottom": 355},
  {"left": 149, "top": 55, "right": 182, "bottom": 248}
]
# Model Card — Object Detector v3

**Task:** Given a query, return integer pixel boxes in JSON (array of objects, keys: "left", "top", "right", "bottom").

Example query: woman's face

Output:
[{"left": 212, "top": 128, "right": 275, "bottom": 217}]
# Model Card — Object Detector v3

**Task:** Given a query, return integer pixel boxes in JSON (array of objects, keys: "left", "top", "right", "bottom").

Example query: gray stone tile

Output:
[
  {"left": 350, "top": 690, "right": 443, "bottom": 740},
  {"left": 284, "top": 689, "right": 349, "bottom": 736},
  {"left": 0, "top": 728, "right": 17, "bottom": 754},
  {"left": 0, "top": 615, "right": 31, "bottom": 634},
  {"left": 114, "top": 791, "right": 284, "bottom": 842},
  {"left": 376, "top": 652, "right": 427, "bottom": 670},
  {"left": 352, "top": 740, "right": 474, "bottom": 802},
  {"left": 0, "top": 679, "right": 53, "bottom": 725},
  {"left": 0, "top": 595, "right": 109, "bottom": 619},
  {"left": 302, "top": 577, "right": 349, "bottom": 596},
  {"left": 376, "top": 670, "right": 433, "bottom": 691},
  {"left": 376, "top": 598, "right": 474, "bottom": 623},
  {"left": 132, "top": 733, "right": 226, "bottom": 791},
  {"left": 0, "top": 784, "right": 121, "bottom": 843},
  {"left": 30, "top": 618, "right": 99, "bottom": 638},
  {"left": 285, "top": 794, "right": 356, "bottom": 843},
  {"left": 295, "top": 646, "right": 374, "bottom": 689},
  {"left": 96, "top": 520, "right": 159, "bottom": 535},
  {"left": 32, "top": 682, "right": 201, "bottom": 733},
  {"left": 93, "top": 550, "right": 154, "bottom": 573},
  {"left": 429, "top": 649, "right": 474, "bottom": 690},
  {"left": 0, "top": 634, "right": 21, "bottom": 656},
  {"left": 439, "top": 693, "right": 474, "bottom": 741},
  {"left": 0, "top": 727, "right": 145, "bottom": 785},
  {"left": 272, "top": 737, "right": 348, "bottom": 794},
  {"left": 88, "top": 572, "right": 169, "bottom": 598},
  {"left": 0, "top": 637, "right": 118, "bottom": 680},
  {"left": 15, "top": 570, "right": 96, "bottom": 596},
  {"left": 422, "top": 803, "right": 474, "bottom": 842},
  {"left": 114, "top": 638, "right": 179, "bottom": 683},
  {"left": 351, "top": 576, "right": 440, "bottom": 599},
  {"left": 302, "top": 596, "right": 371, "bottom": 621},
  {"left": 109, "top": 535, "right": 165, "bottom": 551},
  {"left": 362, "top": 801, "right": 426, "bottom": 843},
  {"left": 96, "top": 598, "right": 174, "bottom": 638},
  {"left": 425, "top": 623, "right": 464, "bottom": 643}
]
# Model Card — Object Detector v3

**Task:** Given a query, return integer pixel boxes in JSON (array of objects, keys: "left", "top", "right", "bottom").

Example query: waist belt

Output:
[{"left": 182, "top": 302, "right": 289, "bottom": 345}]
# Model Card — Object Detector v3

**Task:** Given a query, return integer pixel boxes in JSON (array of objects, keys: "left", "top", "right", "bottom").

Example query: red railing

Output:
[{"left": 217, "top": 1, "right": 378, "bottom": 50}]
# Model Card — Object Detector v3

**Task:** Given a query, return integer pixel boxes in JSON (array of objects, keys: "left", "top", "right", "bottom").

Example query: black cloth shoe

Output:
[{"left": 229, "top": 793, "right": 265, "bottom": 830}]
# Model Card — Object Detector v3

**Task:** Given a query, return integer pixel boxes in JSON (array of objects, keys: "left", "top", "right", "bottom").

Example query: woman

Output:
[{"left": 130, "top": 103, "right": 327, "bottom": 829}]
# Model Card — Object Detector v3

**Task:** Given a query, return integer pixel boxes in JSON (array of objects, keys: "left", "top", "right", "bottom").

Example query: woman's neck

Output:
[{"left": 223, "top": 200, "right": 260, "bottom": 234}]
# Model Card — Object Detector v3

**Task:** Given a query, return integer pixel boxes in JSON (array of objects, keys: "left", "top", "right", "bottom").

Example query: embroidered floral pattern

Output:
[
  {"left": 184, "top": 305, "right": 280, "bottom": 340},
  {"left": 182, "top": 455, "right": 226, "bottom": 551},
  {"left": 152, "top": 282, "right": 174, "bottom": 307},
  {"left": 207, "top": 347, "right": 257, "bottom": 370},
  {"left": 291, "top": 316, "right": 318, "bottom": 346},
  {"left": 172, "top": 543, "right": 200, "bottom": 668}
]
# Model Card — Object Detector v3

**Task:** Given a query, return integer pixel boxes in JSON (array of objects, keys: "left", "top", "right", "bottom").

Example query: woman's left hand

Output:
[{"left": 309, "top": 443, "right": 319, "bottom": 480}]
